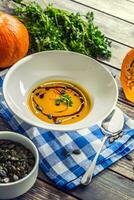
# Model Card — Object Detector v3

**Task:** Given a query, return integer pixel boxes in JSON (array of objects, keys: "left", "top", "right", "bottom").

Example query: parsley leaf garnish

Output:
[
  {"left": 55, "top": 94, "right": 73, "bottom": 107},
  {"left": 11, "top": 1, "right": 111, "bottom": 59}
]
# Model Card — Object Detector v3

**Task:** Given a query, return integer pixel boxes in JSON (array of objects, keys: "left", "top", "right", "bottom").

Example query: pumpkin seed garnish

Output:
[{"left": 0, "top": 140, "right": 35, "bottom": 183}]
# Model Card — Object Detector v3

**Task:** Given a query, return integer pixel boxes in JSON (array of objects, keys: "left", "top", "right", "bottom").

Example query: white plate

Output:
[{"left": 3, "top": 51, "right": 118, "bottom": 131}]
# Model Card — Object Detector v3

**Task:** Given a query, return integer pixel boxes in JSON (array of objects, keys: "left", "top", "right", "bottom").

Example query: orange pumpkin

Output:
[
  {"left": 0, "top": 12, "right": 29, "bottom": 68},
  {"left": 120, "top": 48, "right": 134, "bottom": 103}
]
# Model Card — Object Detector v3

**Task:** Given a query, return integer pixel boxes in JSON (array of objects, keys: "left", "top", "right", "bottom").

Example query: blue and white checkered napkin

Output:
[{"left": 0, "top": 70, "right": 134, "bottom": 190}]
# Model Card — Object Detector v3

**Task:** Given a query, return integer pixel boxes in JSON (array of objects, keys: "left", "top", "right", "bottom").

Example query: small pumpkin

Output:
[
  {"left": 120, "top": 48, "right": 134, "bottom": 103},
  {"left": 0, "top": 12, "right": 29, "bottom": 68}
]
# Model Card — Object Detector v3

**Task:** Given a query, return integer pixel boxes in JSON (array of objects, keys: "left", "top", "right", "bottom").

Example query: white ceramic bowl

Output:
[
  {"left": 0, "top": 131, "right": 39, "bottom": 199},
  {"left": 3, "top": 51, "right": 118, "bottom": 131}
]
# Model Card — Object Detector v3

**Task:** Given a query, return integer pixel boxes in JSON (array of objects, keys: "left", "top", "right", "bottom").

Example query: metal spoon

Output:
[{"left": 81, "top": 107, "right": 124, "bottom": 185}]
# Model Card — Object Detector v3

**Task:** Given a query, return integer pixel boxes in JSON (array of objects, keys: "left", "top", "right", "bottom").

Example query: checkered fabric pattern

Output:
[{"left": 0, "top": 70, "right": 134, "bottom": 190}]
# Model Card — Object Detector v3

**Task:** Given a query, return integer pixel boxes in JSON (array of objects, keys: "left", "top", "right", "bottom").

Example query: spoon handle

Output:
[{"left": 81, "top": 136, "right": 108, "bottom": 185}]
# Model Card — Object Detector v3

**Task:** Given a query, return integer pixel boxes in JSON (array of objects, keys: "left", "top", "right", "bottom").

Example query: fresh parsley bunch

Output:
[{"left": 12, "top": 1, "right": 111, "bottom": 59}]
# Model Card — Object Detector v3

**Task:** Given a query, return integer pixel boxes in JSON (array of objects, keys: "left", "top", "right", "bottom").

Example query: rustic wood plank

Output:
[
  {"left": 117, "top": 101, "right": 134, "bottom": 119},
  {"left": 0, "top": 1, "right": 134, "bottom": 200},
  {"left": 3, "top": 0, "right": 134, "bottom": 47},
  {"left": 71, "top": 170, "right": 134, "bottom": 200},
  {"left": 108, "top": 101, "right": 134, "bottom": 180},
  {"left": 16, "top": 178, "right": 77, "bottom": 200},
  {"left": 72, "top": 0, "right": 134, "bottom": 24},
  {"left": 127, "top": 0, "right": 134, "bottom": 3},
  {"left": 2, "top": 0, "right": 134, "bottom": 48},
  {"left": 0, "top": 117, "right": 11, "bottom": 131},
  {"left": 110, "top": 151, "right": 134, "bottom": 181},
  {"left": 48, "top": 0, "right": 134, "bottom": 47},
  {"left": 1, "top": 0, "right": 132, "bottom": 70},
  {"left": 98, "top": 42, "right": 130, "bottom": 70},
  {"left": 38, "top": 169, "right": 134, "bottom": 200}
]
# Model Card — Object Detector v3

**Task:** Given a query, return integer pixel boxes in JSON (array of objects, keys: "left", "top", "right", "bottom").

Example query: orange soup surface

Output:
[{"left": 28, "top": 80, "right": 92, "bottom": 125}]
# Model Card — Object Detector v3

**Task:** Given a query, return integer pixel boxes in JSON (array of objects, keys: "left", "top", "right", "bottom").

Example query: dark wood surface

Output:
[{"left": 0, "top": 0, "right": 134, "bottom": 199}]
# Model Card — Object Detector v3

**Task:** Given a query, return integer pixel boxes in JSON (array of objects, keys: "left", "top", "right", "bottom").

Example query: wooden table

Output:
[{"left": 1, "top": 0, "right": 134, "bottom": 199}]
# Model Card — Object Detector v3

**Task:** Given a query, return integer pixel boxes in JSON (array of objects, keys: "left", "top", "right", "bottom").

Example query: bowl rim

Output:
[
  {"left": 0, "top": 131, "right": 39, "bottom": 187},
  {"left": 3, "top": 50, "right": 118, "bottom": 131}
]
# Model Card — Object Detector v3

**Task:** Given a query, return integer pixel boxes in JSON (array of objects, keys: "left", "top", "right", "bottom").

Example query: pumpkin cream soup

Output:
[{"left": 28, "top": 80, "right": 92, "bottom": 125}]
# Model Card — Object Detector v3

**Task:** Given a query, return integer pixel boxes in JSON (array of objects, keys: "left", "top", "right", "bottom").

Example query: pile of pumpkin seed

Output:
[
  {"left": 126, "top": 61, "right": 134, "bottom": 91},
  {"left": 0, "top": 140, "right": 35, "bottom": 183}
]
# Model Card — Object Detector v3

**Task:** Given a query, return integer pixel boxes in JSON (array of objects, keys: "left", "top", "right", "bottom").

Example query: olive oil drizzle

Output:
[{"left": 31, "top": 84, "right": 85, "bottom": 124}]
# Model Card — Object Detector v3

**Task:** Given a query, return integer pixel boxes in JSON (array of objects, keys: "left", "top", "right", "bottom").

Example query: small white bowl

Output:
[
  {"left": 0, "top": 131, "right": 39, "bottom": 199},
  {"left": 3, "top": 51, "right": 118, "bottom": 131}
]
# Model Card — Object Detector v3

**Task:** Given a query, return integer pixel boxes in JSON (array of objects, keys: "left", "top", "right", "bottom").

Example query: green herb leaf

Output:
[
  {"left": 11, "top": 1, "right": 111, "bottom": 58},
  {"left": 55, "top": 94, "right": 73, "bottom": 107}
]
